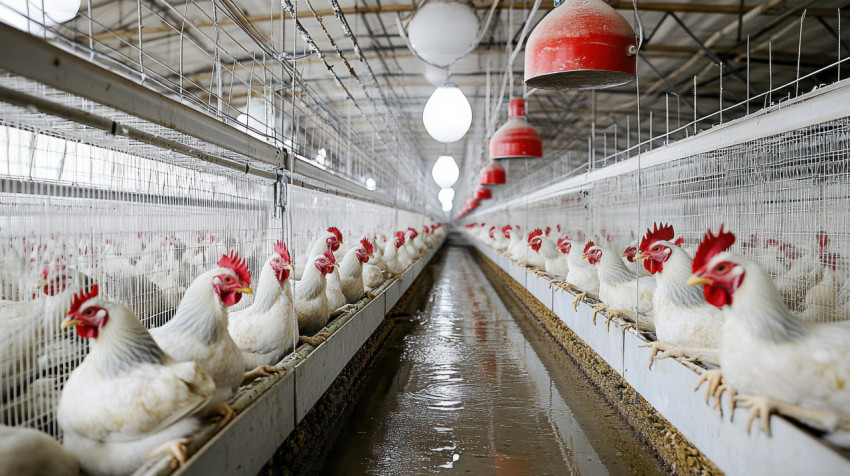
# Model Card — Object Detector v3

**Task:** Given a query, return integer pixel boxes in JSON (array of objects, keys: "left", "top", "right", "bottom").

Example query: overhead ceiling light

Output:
[
  {"left": 479, "top": 162, "right": 506, "bottom": 186},
  {"left": 474, "top": 186, "right": 492, "bottom": 200},
  {"left": 438, "top": 187, "right": 455, "bottom": 205},
  {"left": 524, "top": 0, "right": 637, "bottom": 90},
  {"left": 490, "top": 98, "right": 543, "bottom": 160},
  {"left": 431, "top": 155, "right": 459, "bottom": 188},
  {"left": 423, "top": 85, "right": 472, "bottom": 143},
  {"left": 0, "top": 0, "right": 81, "bottom": 32},
  {"left": 406, "top": 1, "right": 480, "bottom": 68},
  {"left": 441, "top": 200, "right": 453, "bottom": 212},
  {"left": 366, "top": 177, "right": 376, "bottom": 191}
]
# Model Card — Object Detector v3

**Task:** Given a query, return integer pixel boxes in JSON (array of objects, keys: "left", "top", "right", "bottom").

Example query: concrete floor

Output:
[{"left": 319, "top": 244, "right": 665, "bottom": 475}]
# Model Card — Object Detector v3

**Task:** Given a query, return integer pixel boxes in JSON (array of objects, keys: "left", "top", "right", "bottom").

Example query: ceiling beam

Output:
[{"left": 84, "top": 2, "right": 840, "bottom": 43}]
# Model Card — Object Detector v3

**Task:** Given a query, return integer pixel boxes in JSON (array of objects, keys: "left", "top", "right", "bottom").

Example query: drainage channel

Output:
[{"left": 315, "top": 243, "right": 665, "bottom": 475}]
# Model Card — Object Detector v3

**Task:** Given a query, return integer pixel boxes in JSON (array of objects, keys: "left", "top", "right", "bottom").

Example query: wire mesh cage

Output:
[{"left": 466, "top": 115, "right": 850, "bottom": 326}]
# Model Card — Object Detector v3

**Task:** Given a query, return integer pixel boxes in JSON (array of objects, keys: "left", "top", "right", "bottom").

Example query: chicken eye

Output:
[
  {"left": 716, "top": 264, "right": 728, "bottom": 273},
  {"left": 224, "top": 276, "right": 233, "bottom": 283},
  {"left": 85, "top": 308, "right": 95, "bottom": 316},
  {"left": 653, "top": 246, "right": 660, "bottom": 252}
]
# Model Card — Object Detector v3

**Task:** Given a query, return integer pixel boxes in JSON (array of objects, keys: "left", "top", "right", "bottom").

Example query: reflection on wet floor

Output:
[{"left": 320, "top": 245, "right": 665, "bottom": 475}]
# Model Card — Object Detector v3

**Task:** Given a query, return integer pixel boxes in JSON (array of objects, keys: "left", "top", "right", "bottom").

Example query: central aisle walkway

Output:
[{"left": 320, "top": 244, "right": 664, "bottom": 475}]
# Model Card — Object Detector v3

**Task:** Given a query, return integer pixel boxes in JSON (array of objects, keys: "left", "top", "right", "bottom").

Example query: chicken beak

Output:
[
  {"left": 620, "top": 252, "right": 628, "bottom": 258},
  {"left": 634, "top": 254, "right": 647, "bottom": 260},
  {"left": 286, "top": 264, "right": 294, "bottom": 271},
  {"left": 687, "top": 276, "right": 712, "bottom": 287},
  {"left": 581, "top": 255, "right": 588, "bottom": 260},
  {"left": 526, "top": 243, "right": 533, "bottom": 247},
  {"left": 61, "top": 319, "right": 83, "bottom": 329},
  {"left": 236, "top": 287, "right": 253, "bottom": 295}
]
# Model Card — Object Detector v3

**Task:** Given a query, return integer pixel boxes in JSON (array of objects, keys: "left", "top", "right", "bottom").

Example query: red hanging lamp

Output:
[
  {"left": 466, "top": 198, "right": 480, "bottom": 209},
  {"left": 489, "top": 98, "right": 543, "bottom": 160},
  {"left": 474, "top": 186, "right": 492, "bottom": 200},
  {"left": 524, "top": 0, "right": 637, "bottom": 90},
  {"left": 479, "top": 162, "right": 506, "bottom": 186}
]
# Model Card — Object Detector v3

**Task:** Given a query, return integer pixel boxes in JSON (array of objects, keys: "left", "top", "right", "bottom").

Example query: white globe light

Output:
[
  {"left": 431, "top": 155, "right": 459, "bottom": 188},
  {"left": 423, "top": 86, "right": 472, "bottom": 143},
  {"left": 0, "top": 0, "right": 80, "bottom": 32},
  {"left": 441, "top": 200, "right": 453, "bottom": 212},
  {"left": 407, "top": 1, "right": 479, "bottom": 67},
  {"left": 438, "top": 187, "right": 455, "bottom": 205},
  {"left": 423, "top": 63, "right": 450, "bottom": 86},
  {"left": 366, "top": 177, "right": 376, "bottom": 191}
]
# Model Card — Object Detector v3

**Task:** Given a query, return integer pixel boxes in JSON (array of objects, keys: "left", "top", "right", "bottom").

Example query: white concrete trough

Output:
[
  {"left": 143, "top": 239, "right": 445, "bottom": 476},
  {"left": 469, "top": 239, "right": 850, "bottom": 475},
  {"left": 526, "top": 271, "right": 554, "bottom": 312}
]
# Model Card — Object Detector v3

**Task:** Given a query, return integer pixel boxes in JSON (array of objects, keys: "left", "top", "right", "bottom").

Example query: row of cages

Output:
[
  {"left": 462, "top": 116, "right": 850, "bottom": 326},
  {"left": 0, "top": 116, "right": 436, "bottom": 441}
]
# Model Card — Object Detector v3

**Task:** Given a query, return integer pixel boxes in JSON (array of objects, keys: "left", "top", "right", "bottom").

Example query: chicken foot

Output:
[
  {"left": 734, "top": 394, "right": 850, "bottom": 437},
  {"left": 299, "top": 332, "right": 331, "bottom": 347},
  {"left": 642, "top": 342, "right": 720, "bottom": 370},
  {"left": 573, "top": 292, "right": 588, "bottom": 311},
  {"left": 604, "top": 310, "right": 635, "bottom": 331},
  {"left": 207, "top": 403, "right": 236, "bottom": 428},
  {"left": 330, "top": 304, "right": 358, "bottom": 317},
  {"left": 241, "top": 365, "right": 280, "bottom": 385},
  {"left": 147, "top": 437, "right": 194, "bottom": 469},
  {"left": 695, "top": 369, "right": 737, "bottom": 415}
]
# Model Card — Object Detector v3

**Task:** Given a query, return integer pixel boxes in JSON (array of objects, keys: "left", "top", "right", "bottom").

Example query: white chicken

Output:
[
  {"left": 584, "top": 244, "right": 656, "bottom": 330},
  {"left": 58, "top": 285, "right": 216, "bottom": 476},
  {"left": 294, "top": 251, "right": 337, "bottom": 346},
  {"left": 228, "top": 241, "right": 297, "bottom": 369},
  {"left": 689, "top": 227, "right": 850, "bottom": 443},
  {"left": 621, "top": 244, "right": 652, "bottom": 277},
  {"left": 559, "top": 239, "right": 600, "bottom": 308},
  {"left": 149, "top": 251, "right": 253, "bottom": 424},
  {"left": 395, "top": 231, "right": 413, "bottom": 269},
  {"left": 340, "top": 238, "right": 374, "bottom": 304},
  {"left": 0, "top": 424, "right": 78, "bottom": 475},
  {"left": 527, "top": 229, "right": 569, "bottom": 278},
  {"left": 635, "top": 223, "right": 724, "bottom": 368},
  {"left": 383, "top": 232, "right": 405, "bottom": 275}
]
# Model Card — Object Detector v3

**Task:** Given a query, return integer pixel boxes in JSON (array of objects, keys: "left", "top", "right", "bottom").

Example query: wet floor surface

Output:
[{"left": 319, "top": 244, "right": 666, "bottom": 475}]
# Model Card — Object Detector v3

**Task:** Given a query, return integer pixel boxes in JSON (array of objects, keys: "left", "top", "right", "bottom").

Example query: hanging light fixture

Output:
[
  {"left": 431, "top": 155, "right": 460, "bottom": 188},
  {"left": 479, "top": 162, "right": 506, "bottom": 186},
  {"left": 405, "top": 0, "right": 480, "bottom": 68},
  {"left": 466, "top": 198, "right": 480, "bottom": 210},
  {"left": 524, "top": 0, "right": 637, "bottom": 90},
  {"left": 474, "top": 186, "right": 492, "bottom": 200},
  {"left": 423, "top": 85, "right": 473, "bottom": 143},
  {"left": 490, "top": 98, "right": 543, "bottom": 160},
  {"left": 0, "top": 0, "right": 81, "bottom": 33}
]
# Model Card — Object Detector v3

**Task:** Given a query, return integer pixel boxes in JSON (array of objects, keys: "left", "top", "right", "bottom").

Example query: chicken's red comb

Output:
[
  {"left": 583, "top": 241, "right": 595, "bottom": 254},
  {"left": 528, "top": 229, "right": 543, "bottom": 242},
  {"left": 327, "top": 227, "right": 343, "bottom": 242},
  {"left": 68, "top": 284, "right": 99, "bottom": 316},
  {"left": 40, "top": 262, "right": 67, "bottom": 279},
  {"left": 396, "top": 231, "right": 406, "bottom": 239},
  {"left": 544, "top": 227, "right": 551, "bottom": 236},
  {"left": 407, "top": 227, "right": 419, "bottom": 238},
  {"left": 323, "top": 249, "right": 337, "bottom": 263},
  {"left": 488, "top": 226, "right": 496, "bottom": 239},
  {"left": 693, "top": 226, "right": 735, "bottom": 273},
  {"left": 274, "top": 241, "right": 291, "bottom": 263},
  {"left": 360, "top": 238, "right": 373, "bottom": 255},
  {"left": 639, "top": 223, "right": 675, "bottom": 252},
  {"left": 218, "top": 251, "right": 251, "bottom": 285},
  {"left": 674, "top": 237, "right": 685, "bottom": 247},
  {"left": 557, "top": 236, "right": 570, "bottom": 248},
  {"left": 817, "top": 231, "right": 828, "bottom": 250}
]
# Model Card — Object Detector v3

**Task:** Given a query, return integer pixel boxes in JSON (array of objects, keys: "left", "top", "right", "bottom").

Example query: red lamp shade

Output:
[
  {"left": 524, "top": 0, "right": 637, "bottom": 90},
  {"left": 466, "top": 198, "right": 480, "bottom": 209},
  {"left": 474, "top": 186, "right": 492, "bottom": 200},
  {"left": 479, "top": 162, "right": 506, "bottom": 186},
  {"left": 489, "top": 99, "right": 543, "bottom": 160}
]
